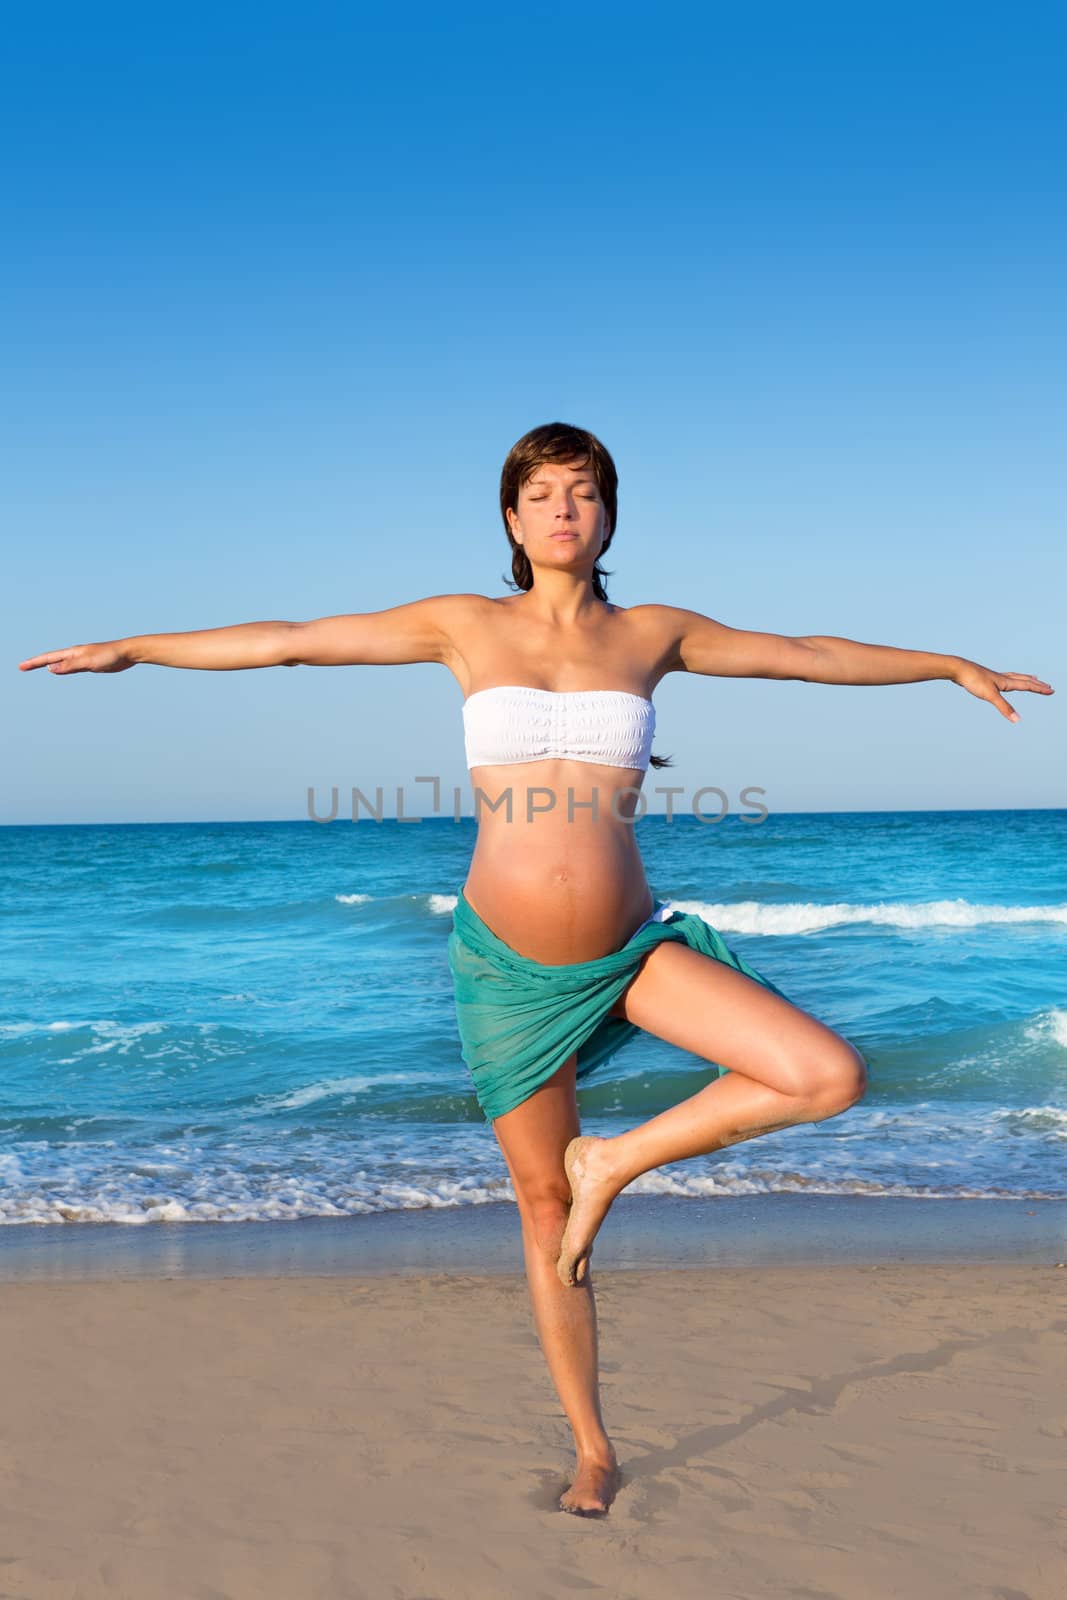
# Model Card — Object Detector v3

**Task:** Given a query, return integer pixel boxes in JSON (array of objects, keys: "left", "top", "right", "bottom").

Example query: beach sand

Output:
[{"left": 3, "top": 1259, "right": 1064, "bottom": 1599}]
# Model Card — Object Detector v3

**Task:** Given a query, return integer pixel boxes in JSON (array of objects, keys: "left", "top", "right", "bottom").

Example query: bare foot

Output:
[
  {"left": 557, "top": 1135, "right": 620, "bottom": 1287},
  {"left": 559, "top": 1451, "right": 621, "bottom": 1516}
]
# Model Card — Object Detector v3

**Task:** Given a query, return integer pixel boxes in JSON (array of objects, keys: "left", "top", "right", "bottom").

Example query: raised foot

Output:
[
  {"left": 556, "top": 1134, "right": 619, "bottom": 1288},
  {"left": 558, "top": 1455, "right": 621, "bottom": 1516}
]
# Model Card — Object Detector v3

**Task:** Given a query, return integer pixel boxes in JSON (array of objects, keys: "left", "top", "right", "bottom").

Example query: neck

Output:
[{"left": 519, "top": 569, "right": 606, "bottom": 628}]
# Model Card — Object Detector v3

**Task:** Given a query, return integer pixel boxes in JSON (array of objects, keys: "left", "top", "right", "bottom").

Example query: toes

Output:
[
  {"left": 556, "top": 1240, "right": 592, "bottom": 1288},
  {"left": 559, "top": 1490, "right": 609, "bottom": 1516},
  {"left": 558, "top": 1486, "right": 611, "bottom": 1517}
]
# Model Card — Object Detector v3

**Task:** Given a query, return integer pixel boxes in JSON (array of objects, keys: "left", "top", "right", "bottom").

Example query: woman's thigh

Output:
[{"left": 608, "top": 942, "right": 866, "bottom": 1102}]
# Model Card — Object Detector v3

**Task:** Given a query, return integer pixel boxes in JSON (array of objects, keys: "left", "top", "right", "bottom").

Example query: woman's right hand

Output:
[{"left": 17, "top": 640, "right": 134, "bottom": 675}]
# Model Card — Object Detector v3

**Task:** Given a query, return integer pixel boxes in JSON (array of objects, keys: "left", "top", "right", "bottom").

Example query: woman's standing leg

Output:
[{"left": 491, "top": 1053, "right": 620, "bottom": 1515}]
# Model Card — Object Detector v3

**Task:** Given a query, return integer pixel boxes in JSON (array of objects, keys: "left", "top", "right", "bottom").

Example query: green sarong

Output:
[{"left": 448, "top": 888, "right": 792, "bottom": 1123}]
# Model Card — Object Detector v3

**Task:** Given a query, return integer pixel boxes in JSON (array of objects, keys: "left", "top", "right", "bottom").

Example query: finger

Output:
[
  {"left": 18, "top": 653, "right": 65, "bottom": 671},
  {"left": 994, "top": 695, "right": 1020, "bottom": 722}
]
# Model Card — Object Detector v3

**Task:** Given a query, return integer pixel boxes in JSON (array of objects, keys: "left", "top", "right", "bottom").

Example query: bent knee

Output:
[{"left": 807, "top": 1041, "right": 868, "bottom": 1116}]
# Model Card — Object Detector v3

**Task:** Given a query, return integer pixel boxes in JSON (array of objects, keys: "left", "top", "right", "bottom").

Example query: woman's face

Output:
[{"left": 508, "top": 460, "right": 608, "bottom": 566}]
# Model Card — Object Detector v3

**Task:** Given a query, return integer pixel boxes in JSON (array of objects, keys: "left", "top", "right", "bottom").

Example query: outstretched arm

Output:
[
  {"left": 652, "top": 606, "right": 1054, "bottom": 723},
  {"left": 798, "top": 634, "right": 1053, "bottom": 723},
  {"left": 19, "top": 620, "right": 301, "bottom": 674},
  {"left": 18, "top": 594, "right": 477, "bottom": 675}
]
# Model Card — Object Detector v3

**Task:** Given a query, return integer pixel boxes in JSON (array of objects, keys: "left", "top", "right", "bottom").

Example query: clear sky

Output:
[{"left": 4, "top": 0, "right": 1064, "bottom": 822}]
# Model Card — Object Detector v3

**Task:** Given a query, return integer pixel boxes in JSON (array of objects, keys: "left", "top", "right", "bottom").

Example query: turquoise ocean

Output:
[{"left": 1, "top": 810, "right": 1065, "bottom": 1227}]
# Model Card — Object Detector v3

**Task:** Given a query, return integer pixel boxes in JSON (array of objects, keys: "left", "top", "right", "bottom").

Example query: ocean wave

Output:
[
  {"left": 665, "top": 897, "right": 1067, "bottom": 936},
  {"left": 427, "top": 893, "right": 458, "bottom": 915},
  {"left": 1025, "top": 1008, "right": 1067, "bottom": 1051},
  {"left": 251, "top": 1071, "right": 444, "bottom": 1114},
  {"left": 2, "top": 1165, "right": 1061, "bottom": 1225},
  {"left": 327, "top": 890, "right": 1067, "bottom": 937}
]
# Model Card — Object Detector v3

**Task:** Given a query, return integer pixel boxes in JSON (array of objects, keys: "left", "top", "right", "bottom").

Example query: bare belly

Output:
[{"left": 461, "top": 761, "right": 656, "bottom": 964}]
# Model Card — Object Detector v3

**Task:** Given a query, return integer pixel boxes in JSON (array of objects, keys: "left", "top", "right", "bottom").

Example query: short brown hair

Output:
[{"left": 499, "top": 422, "right": 618, "bottom": 602}]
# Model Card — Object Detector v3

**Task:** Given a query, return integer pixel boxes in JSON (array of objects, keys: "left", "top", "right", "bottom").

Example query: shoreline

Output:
[{"left": 3, "top": 1191, "right": 1065, "bottom": 1280}]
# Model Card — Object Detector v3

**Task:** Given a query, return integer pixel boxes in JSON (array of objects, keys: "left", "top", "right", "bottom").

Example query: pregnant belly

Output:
[{"left": 462, "top": 808, "right": 656, "bottom": 965}]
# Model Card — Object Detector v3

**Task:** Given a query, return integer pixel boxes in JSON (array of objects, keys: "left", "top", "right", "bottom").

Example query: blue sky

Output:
[{"left": 4, "top": 0, "right": 1064, "bottom": 822}]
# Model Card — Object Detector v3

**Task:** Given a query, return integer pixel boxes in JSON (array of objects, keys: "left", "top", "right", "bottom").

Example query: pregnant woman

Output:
[{"left": 19, "top": 421, "right": 1053, "bottom": 1517}]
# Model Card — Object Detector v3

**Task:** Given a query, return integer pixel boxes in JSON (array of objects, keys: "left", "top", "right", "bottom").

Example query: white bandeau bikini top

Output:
[{"left": 462, "top": 684, "right": 656, "bottom": 771}]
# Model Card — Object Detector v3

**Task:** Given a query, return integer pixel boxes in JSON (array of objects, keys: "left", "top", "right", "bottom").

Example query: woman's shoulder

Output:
[
  {"left": 421, "top": 592, "right": 508, "bottom": 619},
  {"left": 423, "top": 592, "right": 516, "bottom": 648},
  {"left": 614, "top": 601, "right": 691, "bottom": 636},
  {"left": 436, "top": 591, "right": 513, "bottom": 608},
  {"left": 618, "top": 601, "right": 685, "bottom": 620}
]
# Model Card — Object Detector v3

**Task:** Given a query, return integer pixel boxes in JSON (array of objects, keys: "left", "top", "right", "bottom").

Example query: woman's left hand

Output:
[{"left": 953, "top": 659, "right": 1054, "bottom": 722}]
